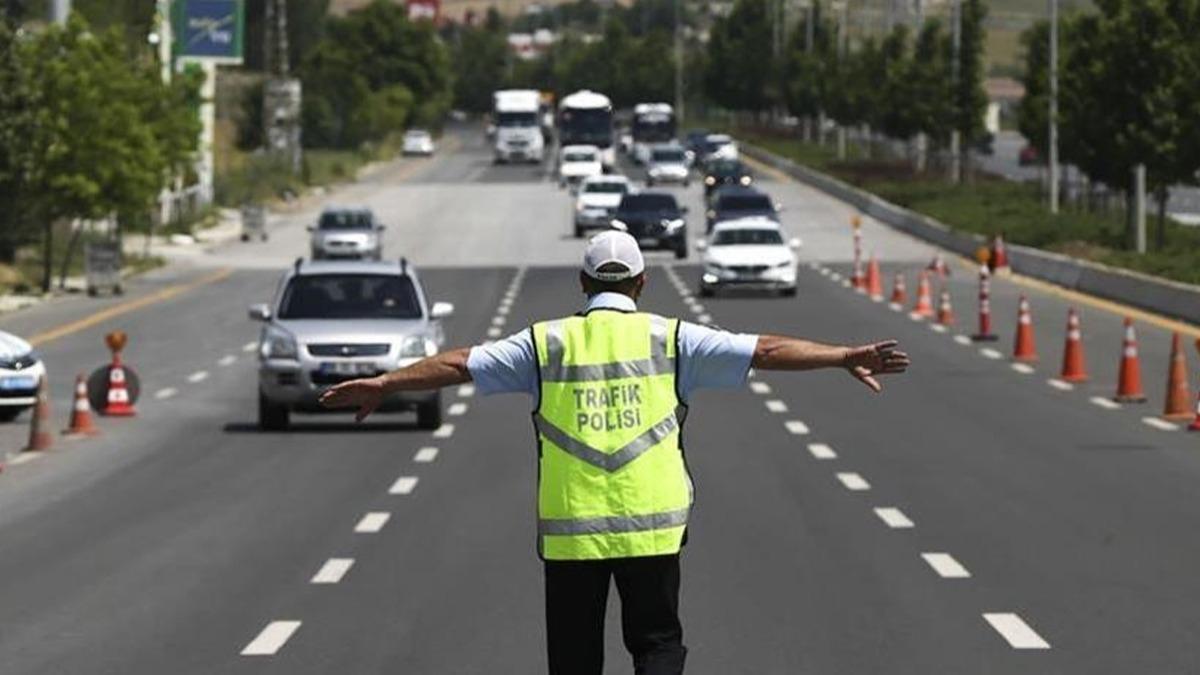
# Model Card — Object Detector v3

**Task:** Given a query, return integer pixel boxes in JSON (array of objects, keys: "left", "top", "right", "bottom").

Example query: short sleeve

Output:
[
  {"left": 466, "top": 329, "right": 538, "bottom": 398},
  {"left": 676, "top": 321, "right": 758, "bottom": 401}
]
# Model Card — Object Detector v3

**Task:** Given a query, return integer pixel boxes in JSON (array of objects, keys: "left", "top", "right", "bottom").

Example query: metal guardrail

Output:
[{"left": 740, "top": 141, "right": 1200, "bottom": 326}]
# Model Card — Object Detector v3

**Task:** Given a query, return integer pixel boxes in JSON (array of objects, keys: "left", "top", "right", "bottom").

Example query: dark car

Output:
[
  {"left": 684, "top": 129, "right": 710, "bottom": 158},
  {"left": 703, "top": 159, "right": 753, "bottom": 196},
  {"left": 705, "top": 186, "right": 779, "bottom": 232},
  {"left": 611, "top": 192, "right": 688, "bottom": 259}
]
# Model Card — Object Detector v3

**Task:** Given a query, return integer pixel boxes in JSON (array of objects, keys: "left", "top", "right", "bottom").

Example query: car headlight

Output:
[
  {"left": 611, "top": 218, "right": 628, "bottom": 231},
  {"left": 575, "top": 201, "right": 586, "bottom": 212},
  {"left": 704, "top": 176, "right": 716, "bottom": 186},
  {"left": 261, "top": 325, "right": 298, "bottom": 360},
  {"left": 663, "top": 218, "right": 685, "bottom": 231},
  {"left": 400, "top": 335, "right": 436, "bottom": 358},
  {"left": 740, "top": 175, "right": 752, "bottom": 185}
]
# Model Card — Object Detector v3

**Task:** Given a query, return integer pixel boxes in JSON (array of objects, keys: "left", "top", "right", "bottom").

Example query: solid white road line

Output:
[
  {"left": 806, "top": 442, "right": 836, "bottom": 459},
  {"left": 432, "top": 423, "right": 455, "bottom": 438},
  {"left": 389, "top": 475, "right": 419, "bottom": 494},
  {"left": 983, "top": 613, "right": 1051, "bottom": 650},
  {"left": 765, "top": 399, "right": 788, "bottom": 413},
  {"left": 785, "top": 420, "right": 811, "bottom": 435},
  {"left": 1047, "top": 379, "right": 1074, "bottom": 391},
  {"left": 1142, "top": 417, "right": 1180, "bottom": 431},
  {"left": 458, "top": 384, "right": 475, "bottom": 398},
  {"left": 218, "top": 354, "right": 237, "bottom": 367},
  {"left": 242, "top": 341, "right": 258, "bottom": 353},
  {"left": 241, "top": 621, "right": 302, "bottom": 656},
  {"left": 953, "top": 335, "right": 972, "bottom": 346},
  {"left": 921, "top": 552, "right": 971, "bottom": 578},
  {"left": 874, "top": 507, "right": 914, "bottom": 529},
  {"left": 836, "top": 472, "right": 870, "bottom": 491},
  {"left": 311, "top": 558, "right": 355, "bottom": 584},
  {"left": 980, "top": 348, "right": 1004, "bottom": 360},
  {"left": 187, "top": 370, "right": 209, "bottom": 383},
  {"left": 414, "top": 447, "right": 439, "bottom": 463},
  {"left": 447, "top": 402, "right": 468, "bottom": 416},
  {"left": 354, "top": 512, "right": 391, "bottom": 533},
  {"left": 749, "top": 381, "right": 771, "bottom": 395},
  {"left": 154, "top": 387, "right": 178, "bottom": 400},
  {"left": 1089, "top": 396, "right": 1121, "bottom": 410},
  {"left": 1011, "top": 363, "right": 1035, "bottom": 374},
  {"left": 697, "top": 314, "right": 712, "bottom": 324}
]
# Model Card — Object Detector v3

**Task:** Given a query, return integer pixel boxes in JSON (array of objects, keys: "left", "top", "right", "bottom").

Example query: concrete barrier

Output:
[{"left": 741, "top": 142, "right": 1200, "bottom": 325}]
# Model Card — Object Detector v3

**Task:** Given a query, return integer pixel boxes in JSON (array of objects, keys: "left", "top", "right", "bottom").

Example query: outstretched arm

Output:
[
  {"left": 319, "top": 347, "right": 473, "bottom": 421},
  {"left": 751, "top": 336, "right": 910, "bottom": 393}
]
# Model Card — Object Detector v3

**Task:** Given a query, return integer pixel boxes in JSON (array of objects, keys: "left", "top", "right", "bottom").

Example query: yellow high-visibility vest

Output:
[{"left": 532, "top": 310, "right": 692, "bottom": 560}]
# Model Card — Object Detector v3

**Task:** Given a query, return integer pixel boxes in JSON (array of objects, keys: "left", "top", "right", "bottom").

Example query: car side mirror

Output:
[
  {"left": 305, "top": 225, "right": 314, "bottom": 232},
  {"left": 430, "top": 301, "right": 455, "bottom": 319},
  {"left": 695, "top": 240, "right": 708, "bottom": 251},
  {"left": 248, "top": 303, "right": 272, "bottom": 321},
  {"left": 680, "top": 206, "right": 689, "bottom": 215},
  {"left": 788, "top": 238, "right": 802, "bottom": 250},
  {"left": 376, "top": 224, "right": 386, "bottom": 231}
]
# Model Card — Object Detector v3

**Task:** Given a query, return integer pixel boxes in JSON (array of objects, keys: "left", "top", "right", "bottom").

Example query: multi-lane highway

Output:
[{"left": 1, "top": 124, "right": 1199, "bottom": 674}]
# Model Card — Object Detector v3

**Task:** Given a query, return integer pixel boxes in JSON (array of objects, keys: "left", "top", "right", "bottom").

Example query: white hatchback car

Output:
[
  {"left": 698, "top": 217, "right": 800, "bottom": 297},
  {"left": 402, "top": 129, "right": 436, "bottom": 156},
  {"left": 0, "top": 330, "right": 46, "bottom": 422},
  {"left": 558, "top": 144, "right": 603, "bottom": 190},
  {"left": 573, "top": 174, "right": 630, "bottom": 238}
]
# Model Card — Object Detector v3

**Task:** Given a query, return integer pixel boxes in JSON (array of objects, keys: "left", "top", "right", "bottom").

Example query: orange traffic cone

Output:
[
  {"left": 937, "top": 291, "right": 955, "bottom": 326},
  {"left": 62, "top": 374, "right": 99, "bottom": 437},
  {"left": 990, "top": 234, "right": 1010, "bottom": 272},
  {"left": 24, "top": 375, "right": 53, "bottom": 452},
  {"left": 1013, "top": 296, "right": 1037, "bottom": 362},
  {"left": 1113, "top": 318, "right": 1147, "bottom": 403},
  {"left": 1189, "top": 393, "right": 1200, "bottom": 431},
  {"left": 1163, "top": 332, "right": 1193, "bottom": 420},
  {"left": 851, "top": 257, "right": 866, "bottom": 292},
  {"left": 103, "top": 355, "right": 136, "bottom": 417},
  {"left": 890, "top": 273, "right": 907, "bottom": 306},
  {"left": 1059, "top": 308, "right": 1088, "bottom": 382},
  {"left": 910, "top": 271, "right": 934, "bottom": 319},
  {"left": 971, "top": 265, "right": 998, "bottom": 342},
  {"left": 865, "top": 254, "right": 883, "bottom": 300}
]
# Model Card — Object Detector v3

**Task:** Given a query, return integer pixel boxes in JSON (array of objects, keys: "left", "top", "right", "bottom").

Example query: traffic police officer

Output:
[{"left": 320, "top": 231, "right": 910, "bottom": 675}]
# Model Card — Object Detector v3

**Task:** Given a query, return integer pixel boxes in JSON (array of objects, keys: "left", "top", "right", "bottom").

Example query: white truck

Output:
[{"left": 493, "top": 89, "right": 545, "bottom": 164}]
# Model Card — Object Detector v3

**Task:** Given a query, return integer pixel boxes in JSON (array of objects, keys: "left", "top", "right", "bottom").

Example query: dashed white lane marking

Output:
[
  {"left": 807, "top": 442, "right": 836, "bottom": 459},
  {"left": 458, "top": 384, "right": 475, "bottom": 398},
  {"left": 785, "top": 420, "right": 811, "bottom": 435},
  {"left": 983, "top": 613, "right": 1051, "bottom": 650},
  {"left": 1143, "top": 417, "right": 1180, "bottom": 431},
  {"left": 1011, "top": 363, "right": 1035, "bottom": 374},
  {"left": 980, "top": 348, "right": 1004, "bottom": 360},
  {"left": 447, "top": 402, "right": 468, "bottom": 416},
  {"left": 497, "top": 305, "right": 510, "bottom": 315},
  {"left": 922, "top": 552, "right": 971, "bottom": 578},
  {"left": 888, "top": 303, "right": 903, "bottom": 312},
  {"left": 874, "top": 507, "right": 915, "bottom": 528},
  {"left": 242, "top": 341, "right": 258, "bottom": 353},
  {"left": 487, "top": 327, "right": 503, "bottom": 338},
  {"left": 1089, "top": 396, "right": 1121, "bottom": 410},
  {"left": 491, "top": 316, "right": 506, "bottom": 327},
  {"left": 749, "top": 381, "right": 771, "bottom": 395},
  {"left": 354, "top": 512, "right": 390, "bottom": 533},
  {"left": 819, "top": 268, "right": 831, "bottom": 276},
  {"left": 389, "top": 475, "right": 419, "bottom": 494},
  {"left": 697, "top": 314, "right": 712, "bottom": 324},
  {"left": 953, "top": 335, "right": 972, "bottom": 346},
  {"left": 929, "top": 324, "right": 948, "bottom": 333},
  {"left": 218, "top": 354, "right": 237, "bottom": 367},
  {"left": 187, "top": 370, "right": 209, "bottom": 383},
  {"left": 241, "top": 620, "right": 302, "bottom": 656},
  {"left": 841, "top": 280, "right": 853, "bottom": 289},
  {"left": 765, "top": 399, "right": 788, "bottom": 413},
  {"left": 829, "top": 273, "right": 843, "bottom": 282},
  {"left": 154, "top": 387, "right": 178, "bottom": 400},
  {"left": 432, "top": 423, "right": 455, "bottom": 438},
  {"left": 311, "top": 558, "right": 355, "bottom": 584},
  {"left": 414, "top": 447, "right": 439, "bottom": 463},
  {"left": 9, "top": 452, "right": 43, "bottom": 465},
  {"left": 689, "top": 303, "right": 705, "bottom": 314},
  {"left": 909, "top": 313, "right": 925, "bottom": 322},
  {"left": 836, "top": 472, "right": 871, "bottom": 491},
  {"left": 1047, "top": 379, "right": 1074, "bottom": 391}
]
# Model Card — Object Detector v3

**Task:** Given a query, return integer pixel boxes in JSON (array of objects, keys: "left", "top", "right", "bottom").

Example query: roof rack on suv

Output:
[
  {"left": 400, "top": 257, "right": 408, "bottom": 275},
  {"left": 293, "top": 257, "right": 304, "bottom": 272}
]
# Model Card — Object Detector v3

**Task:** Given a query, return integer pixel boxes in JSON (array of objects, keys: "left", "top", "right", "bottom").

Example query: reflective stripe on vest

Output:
[{"left": 533, "top": 312, "right": 691, "bottom": 560}]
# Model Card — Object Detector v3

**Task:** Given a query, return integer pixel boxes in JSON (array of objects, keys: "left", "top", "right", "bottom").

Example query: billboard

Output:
[{"left": 173, "top": 0, "right": 245, "bottom": 64}]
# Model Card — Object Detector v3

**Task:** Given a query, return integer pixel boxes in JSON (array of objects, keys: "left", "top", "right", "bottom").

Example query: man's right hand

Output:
[{"left": 319, "top": 376, "right": 386, "bottom": 422}]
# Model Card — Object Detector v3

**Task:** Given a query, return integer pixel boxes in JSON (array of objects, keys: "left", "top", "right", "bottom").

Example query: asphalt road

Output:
[{"left": 1, "top": 123, "right": 1198, "bottom": 673}]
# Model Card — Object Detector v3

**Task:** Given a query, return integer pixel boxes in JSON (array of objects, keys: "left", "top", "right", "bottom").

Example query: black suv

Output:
[
  {"left": 611, "top": 192, "right": 688, "bottom": 259},
  {"left": 705, "top": 186, "right": 779, "bottom": 232},
  {"left": 703, "top": 159, "right": 753, "bottom": 196}
]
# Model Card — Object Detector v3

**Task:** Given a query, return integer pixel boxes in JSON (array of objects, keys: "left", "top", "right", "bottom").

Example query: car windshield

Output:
[
  {"left": 278, "top": 274, "right": 422, "bottom": 320},
  {"left": 564, "top": 151, "right": 596, "bottom": 162},
  {"left": 560, "top": 107, "right": 613, "bottom": 147},
  {"left": 719, "top": 195, "right": 772, "bottom": 211},
  {"left": 708, "top": 161, "right": 744, "bottom": 176},
  {"left": 318, "top": 211, "right": 374, "bottom": 230},
  {"left": 496, "top": 111, "right": 538, "bottom": 127},
  {"left": 405, "top": 131, "right": 429, "bottom": 139},
  {"left": 619, "top": 194, "right": 678, "bottom": 212},
  {"left": 712, "top": 228, "right": 784, "bottom": 246},
  {"left": 652, "top": 149, "right": 685, "bottom": 162},
  {"left": 584, "top": 181, "right": 627, "bottom": 194}
]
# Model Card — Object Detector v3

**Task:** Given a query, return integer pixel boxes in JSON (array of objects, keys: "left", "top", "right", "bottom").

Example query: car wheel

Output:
[
  {"left": 674, "top": 244, "right": 687, "bottom": 260},
  {"left": 684, "top": 180, "right": 691, "bottom": 188},
  {"left": 699, "top": 286, "right": 715, "bottom": 298},
  {"left": 781, "top": 287, "right": 797, "bottom": 297},
  {"left": 574, "top": 223, "right": 585, "bottom": 238},
  {"left": 647, "top": 179, "right": 655, "bottom": 187},
  {"left": 0, "top": 407, "right": 24, "bottom": 423},
  {"left": 417, "top": 393, "right": 442, "bottom": 430},
  {"left": 258, "top": 392, "right": 290, "bottom": 431}
]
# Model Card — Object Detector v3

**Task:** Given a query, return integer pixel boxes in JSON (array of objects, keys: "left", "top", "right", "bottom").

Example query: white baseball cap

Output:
[{"left": 582, "top": 230, "right": 645, "bottom": 281}]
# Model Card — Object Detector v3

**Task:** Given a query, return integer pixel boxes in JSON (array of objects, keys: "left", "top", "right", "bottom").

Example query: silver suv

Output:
[
  {"left": 249, "top": 258, "right": 454, "bottom": 430},
  {"left": 308, "top": 206, "right": 384, "bottom": 260}
]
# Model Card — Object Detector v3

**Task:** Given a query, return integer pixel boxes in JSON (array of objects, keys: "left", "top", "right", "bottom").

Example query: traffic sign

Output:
[{"left": 173, "top": 0, "right": 244, "bottom": 64}]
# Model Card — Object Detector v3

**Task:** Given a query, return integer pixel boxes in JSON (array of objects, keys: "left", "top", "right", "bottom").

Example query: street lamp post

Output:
[
  {"left": 674, "top": 0, "right": 684, "bottom": 122},
  {"left": 1048, "top": 0, "right": 1060, "bottom": 214},
  {"left": 950, "top": 0, "right": 962, "bottom": 184}
]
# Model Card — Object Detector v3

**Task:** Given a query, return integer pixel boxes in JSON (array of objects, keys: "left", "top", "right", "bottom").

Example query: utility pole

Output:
[
  {"left": 264, "top": 0, "right": 302, "bottom": 174},
  {"left": 674, "top": 0, "right": 684, "bottom": 122},
  {"left": 1133, "top": 164, "right": 1146, "bottom": 254},
  {"left": 1048, "top": 0, "right": 1060, "bottom": 214},
  {"left": 835, "top": 0, "right": 848, "bottom": 160},
  {"left": 49, "top": 0, "right": 68, "bottom": 23},
  {"left": 949, "top": 0, "right": 962, "bottom": 184}
]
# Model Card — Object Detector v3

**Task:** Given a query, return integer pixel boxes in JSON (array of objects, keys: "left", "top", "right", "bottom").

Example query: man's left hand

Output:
[{"left": 843, "top": 340, "right": 910, "bottom": 393}]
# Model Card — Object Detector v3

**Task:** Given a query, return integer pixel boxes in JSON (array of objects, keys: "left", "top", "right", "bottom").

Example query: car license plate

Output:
[
  {"left": 639, "top": 237, "right": 659, "bottom": 247},
  {"left": 319, "top": 362, "right": 377, "bottom": 376},
  {"left": 0, "top": 375, "right": 36, "bottom": 391}
]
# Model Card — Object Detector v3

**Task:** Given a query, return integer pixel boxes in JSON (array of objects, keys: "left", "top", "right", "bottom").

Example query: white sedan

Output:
[
  {"left": 0, "top": 330, "right": 46, "bottom": 422},
  {"left": 697, "top": 217, "right": 801, "bottom": 297},
  {"left": 402, "top": 129, "right": 436, "bottom": 156},
  {"left": 558, "top": 144, "right": 603, "bottom": 191},
  {"left": 574, "top": 174, "right": 630, "bottom": 238}
]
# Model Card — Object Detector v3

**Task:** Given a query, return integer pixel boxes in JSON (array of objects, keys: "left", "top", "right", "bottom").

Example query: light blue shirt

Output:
[{"left": 466, "top": 292, "right": 758, "bottom": 403}]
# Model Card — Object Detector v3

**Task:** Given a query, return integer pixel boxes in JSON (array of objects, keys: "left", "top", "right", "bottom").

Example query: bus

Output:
[
  {"left": 631, "top": 103, "right": 676, "bottom": 165},
  {"left": 558, "top": 90, "right": 615, "bottom": 169}
]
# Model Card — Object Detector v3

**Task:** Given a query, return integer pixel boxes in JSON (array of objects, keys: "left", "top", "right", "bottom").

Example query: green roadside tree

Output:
[
  {"left": 705, "top": 0, "right": 774, "bottom": 116},
  {"left": 951, "top": 0, "right": 988, "bottom": 176},
  {"left": 907, "top": 19, "right": 954, "bottom": 154},
  {"left": 783, "top": 1, "right": 835, "bottom": 133}
]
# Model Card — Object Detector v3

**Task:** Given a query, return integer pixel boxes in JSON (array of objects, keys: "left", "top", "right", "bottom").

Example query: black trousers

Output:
[{"left": 544, "top": 554, "right": 687, "bottom": 675}]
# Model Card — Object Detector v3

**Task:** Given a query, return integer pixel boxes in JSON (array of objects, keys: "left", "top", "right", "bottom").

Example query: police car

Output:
[{"left": 0, "top": 330, "right": 45, "bottom": 422}]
